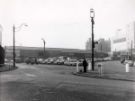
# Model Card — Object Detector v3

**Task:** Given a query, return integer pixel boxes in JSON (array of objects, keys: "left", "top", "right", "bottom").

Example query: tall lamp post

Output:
[
  {"left": 41, "top": 38, "right": 45, "bottom": 58},
  {"left": 131, "top": 40, "right": 133, "bottom": 60},
  {"left": 90, "top": 8, "right": 95, "bottom": 71},
  {"left": 13, "top": 23, "right": 28, "bottom": 67}
]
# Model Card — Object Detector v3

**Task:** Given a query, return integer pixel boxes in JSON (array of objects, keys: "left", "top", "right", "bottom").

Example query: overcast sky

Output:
[{"left": 0, "top": 0, "right": 135, "bottom": 49}]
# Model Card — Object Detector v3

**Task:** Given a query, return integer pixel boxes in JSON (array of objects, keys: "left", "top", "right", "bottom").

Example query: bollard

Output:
[
  {"left": 76, "top": 61, "right": 79, "bottom": 73},
  {"left": 125, "top": 63, "right": 130, "bottom": 72},
  {"left": 88, "top": 62, "right": 91, "bottom": 71},
  {"left": 98, "top": 63, "right": 103, "bottom": 76}
]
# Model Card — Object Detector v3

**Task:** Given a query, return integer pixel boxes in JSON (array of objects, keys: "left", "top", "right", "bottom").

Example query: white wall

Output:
[{"left": 111, "top": 21, "right": 135, "bottom": 53}]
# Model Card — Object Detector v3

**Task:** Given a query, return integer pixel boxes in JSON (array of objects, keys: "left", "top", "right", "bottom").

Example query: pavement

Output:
[
  {"left": 73, "top": 70, "right": 135, "bottom": 82},
  {"left": 73, "top": 61, "right": 135, "bottom": 82},
  {"left": 0, "top": 64, "right": 17, "bottom": 72}
]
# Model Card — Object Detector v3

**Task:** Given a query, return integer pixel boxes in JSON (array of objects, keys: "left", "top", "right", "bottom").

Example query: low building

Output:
[{"left": 5, "top": 46, "right": 108, "bottom": 62}]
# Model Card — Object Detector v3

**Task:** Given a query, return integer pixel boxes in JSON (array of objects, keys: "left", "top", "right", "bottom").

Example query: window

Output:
[{"left": 113, "top": 38, "right": 126, "bottom": 43}]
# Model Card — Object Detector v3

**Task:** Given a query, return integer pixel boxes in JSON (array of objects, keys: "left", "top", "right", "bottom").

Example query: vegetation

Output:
[{"left": 0, "top": 45, "right": 5, "bottom": 66}]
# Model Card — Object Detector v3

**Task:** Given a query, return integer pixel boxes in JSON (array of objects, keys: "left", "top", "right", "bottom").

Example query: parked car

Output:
[
  {"left": 25, "top": 57, "right": 38, "bottom": 64},
  {"left": 64, "top": 60, "right": 71, "bottom": 66},
  {"left": 64, "top": 59, "right": 82, "bottom": 66},
  {"left": 42, "top": 59, "right": 49, "bottom": 64},
  {"left": 16, "top": 58, "right": 22, "bottom": 63},
  {"left": 37, "top": 58, "right": 44, "bottom": 64},
  {"left": 124, "top": 60, "right": 134, "bottom": 66},
  {"left": 46, "top": 58, "right": 56, "bottom": 64},
  {"left": 54, "top": 59, "right": 65, "bottom": 65},
  {"left": 103, "top": 57, "right": 112, "bottom": 61},
  {"left": 69, "top": 59, "right": 77, "bottom": 66}
]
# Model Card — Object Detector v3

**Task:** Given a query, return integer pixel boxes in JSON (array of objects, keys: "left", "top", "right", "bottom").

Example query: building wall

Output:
[
  {"left": 85, "top": 38, "right": 92, "bottom": 50},
  {"left": 111, "top": 21, "right": 135, "bottom": 54},
  {"left": 95, "top": 38, "right": 111, "bottom": 53},
  {"left": 5, "top": 47, "right": 20, "bottom": 59},
  {"left": 126, "top": 22, "right": 135, "bottom": 49},
  {"left": 5, "top": 46, "right": 108, "bottom": 61},
  {"left": 111, "top": 29, "right": 127, "bottom": 52},
  {"left": 85, "top": 38, "right": 111, "bottom": 53}
]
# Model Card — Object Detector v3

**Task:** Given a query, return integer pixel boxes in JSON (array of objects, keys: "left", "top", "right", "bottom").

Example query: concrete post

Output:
[
  {"left": 125, "top": 63, "right": 130, "bottom": 72},
  {"left": 98, "top": 63, "right": 103, "bottom": 76},
  {"left": 88, "top": 62, "right": 91, "bottom": 71},
  {"left": 76, "top": 61, "right": 79, "bottom": 73}
]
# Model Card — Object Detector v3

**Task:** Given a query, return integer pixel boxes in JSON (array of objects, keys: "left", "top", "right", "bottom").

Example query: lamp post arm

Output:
[{"left": 15, "top": 23, "right": 28, "bottom": 32}]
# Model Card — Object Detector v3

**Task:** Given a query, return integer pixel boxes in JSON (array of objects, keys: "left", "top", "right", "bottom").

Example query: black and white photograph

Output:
[{"left": 0, "top": 0, "right": 135, "bottom": 101}]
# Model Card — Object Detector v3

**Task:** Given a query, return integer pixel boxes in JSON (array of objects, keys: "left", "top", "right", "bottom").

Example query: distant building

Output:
[
  {"left": 5, "top": 46, "right": 91, "bottom": 61},
  {"left": 85, "top": 38, "right": 111, "bottom": 53},
  {"left": 85, "top": 38, "right": 92, "bottom": 50},
  {"left": 95, "top": 38, "right": 111, "bottom": 53},
  {"left": 5, "top": 46, "right": 108, "bottom": 62},
  {"left": 111, "top": 21, "right": 135, "bottom": 56}
]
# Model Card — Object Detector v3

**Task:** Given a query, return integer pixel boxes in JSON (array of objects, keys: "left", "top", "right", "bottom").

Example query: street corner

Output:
[
  {"left": 0, "top": 64, "right": 18, "bottom": 72},
  {"left": 72, "top": 70, "right": 102, "bottom": 78}
]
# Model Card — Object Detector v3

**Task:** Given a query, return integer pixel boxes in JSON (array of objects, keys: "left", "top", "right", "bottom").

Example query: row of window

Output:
[{"left": 113, "top": 37, "right": 126, "bottom": 43}]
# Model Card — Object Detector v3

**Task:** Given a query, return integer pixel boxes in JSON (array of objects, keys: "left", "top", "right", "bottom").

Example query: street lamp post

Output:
[
  {"left": 13, "top": 25, "right": 15, "bottom": 68},
  {"left": 90, "top": 8, "right": 95, "bottom": 71},
  {"left": 13, "top": 23, "right": 28, "bottom": 68},
  {"left": 131, "top": 40, "right": 133, "bottom": 60},
  {"left": 41, "top": 38, "right": 45, "bottom": 58}
]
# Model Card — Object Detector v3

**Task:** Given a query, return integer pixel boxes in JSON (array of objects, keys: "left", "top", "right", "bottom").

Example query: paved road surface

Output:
[{"left": 0, "top": 63, "right": 135, "bottom": 101}]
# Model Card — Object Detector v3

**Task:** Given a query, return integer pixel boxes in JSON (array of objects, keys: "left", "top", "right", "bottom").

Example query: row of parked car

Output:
[
  {"left": 25, "top": 57, "right": 83, "bottom": 66},
  {"left": 24, "top": 56, "right": 111, "bottom": 66}
]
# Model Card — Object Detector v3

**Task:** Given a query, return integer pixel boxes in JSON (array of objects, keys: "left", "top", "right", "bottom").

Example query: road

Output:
[{"left": 0, "top": 62, "right": 135, "bottom": 101}]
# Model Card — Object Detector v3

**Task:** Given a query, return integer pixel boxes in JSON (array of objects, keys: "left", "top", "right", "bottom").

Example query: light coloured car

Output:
[
  {"left": 64, "top": 59, "right": 82, "bottom": 66},
  {"left": 64, "top": 60, "right": 71, "bottom": 66},
  {"left": 103, "top": 57, "right": 112, "bottom": 61},
  {"left": 37, "top": 58, "right": 44, "bottom": 64}
]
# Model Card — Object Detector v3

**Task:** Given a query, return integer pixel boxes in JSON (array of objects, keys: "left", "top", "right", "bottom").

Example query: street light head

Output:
[
  {"left": 90, "top": 8, "right": 95, "bottom": 18},
  {"left": 24, "top": 24, "right": 28, "bottom": 27},
  {"left": 22, "top": 23, "right": 28, "bottom": 27},
  {"left": 41, "top": 38, "right": 45, "bottom": 43}
]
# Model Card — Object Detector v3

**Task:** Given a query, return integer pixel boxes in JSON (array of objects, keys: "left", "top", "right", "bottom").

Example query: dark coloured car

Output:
[{"left": 25, "top": 57, "right": 38, "bottom": 64}]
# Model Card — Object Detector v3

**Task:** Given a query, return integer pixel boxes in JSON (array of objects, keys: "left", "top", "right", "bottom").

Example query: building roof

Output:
[{"left": 5, "top": 46, "right": 91, "bottom": 53}]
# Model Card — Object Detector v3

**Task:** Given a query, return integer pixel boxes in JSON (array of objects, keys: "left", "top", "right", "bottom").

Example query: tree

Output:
[{"left": 0, "top": 45, "right": 5, "bottom": 66}]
